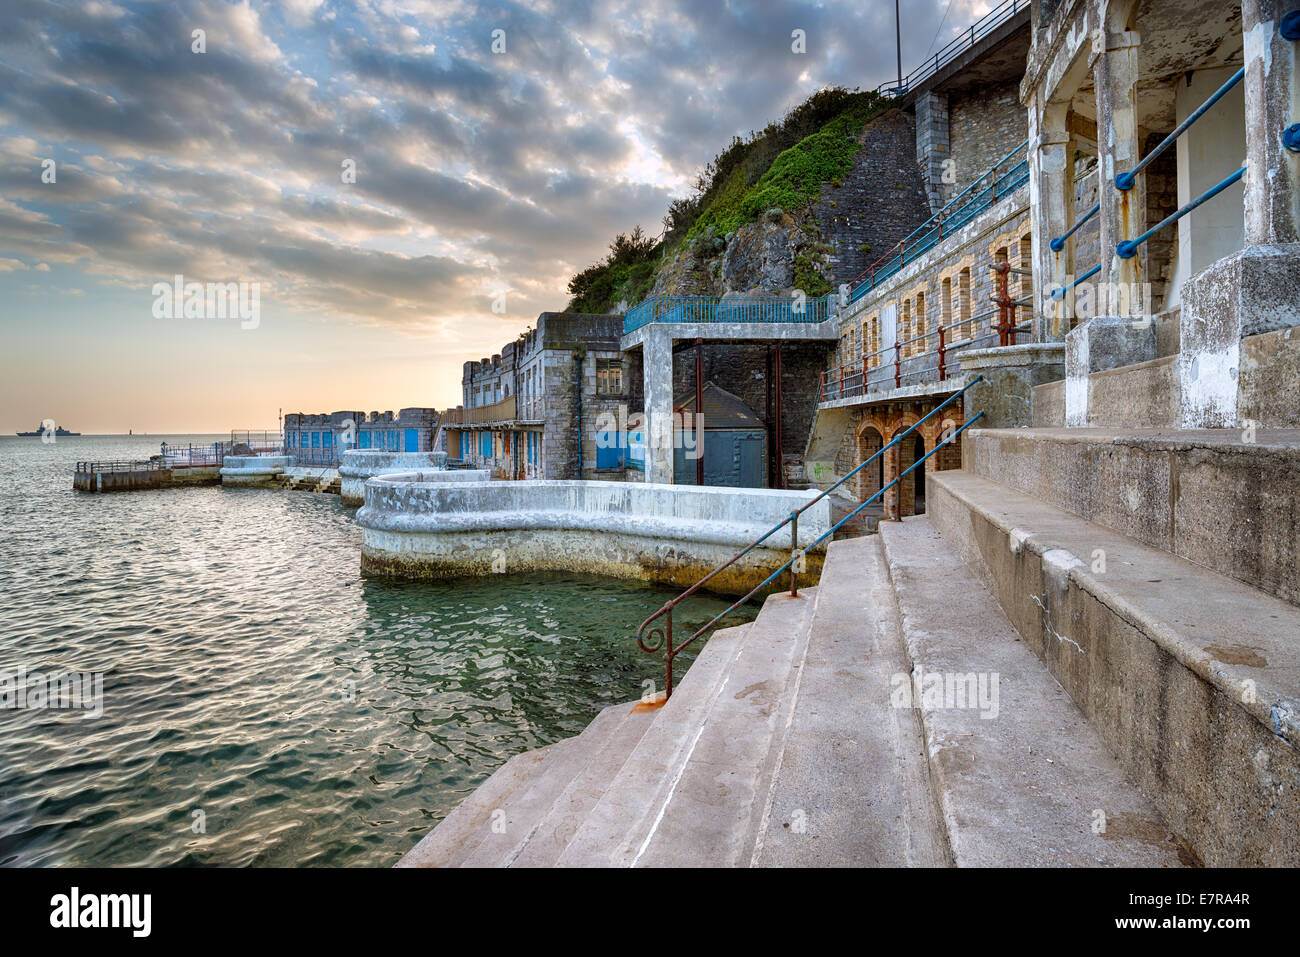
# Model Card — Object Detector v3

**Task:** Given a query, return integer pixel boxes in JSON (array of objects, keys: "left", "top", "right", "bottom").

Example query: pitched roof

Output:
[{"left": 674, "top": 381, "right": 765, "bottom": 429}]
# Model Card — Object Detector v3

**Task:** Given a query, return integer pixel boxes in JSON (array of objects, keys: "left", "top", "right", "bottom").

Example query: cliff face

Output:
[{"left": 649, "top": 109, "right": 930, "bottom": 300}]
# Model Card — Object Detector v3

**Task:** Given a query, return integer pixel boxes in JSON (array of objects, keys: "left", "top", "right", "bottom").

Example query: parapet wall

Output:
[
  {"left": 356, "top": 479, "right": 831, "bottom": 595},
  {"left": 337, "top": 450, "right": 453, "bottom": 504},
  {"left": 219, "top": 455, "right": 292, "bottom": 487}
]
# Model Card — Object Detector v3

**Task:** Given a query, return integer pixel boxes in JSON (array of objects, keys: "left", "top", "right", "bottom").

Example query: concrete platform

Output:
[{"left": 966, "top": 427, "right": 1300, "bottom": 605}]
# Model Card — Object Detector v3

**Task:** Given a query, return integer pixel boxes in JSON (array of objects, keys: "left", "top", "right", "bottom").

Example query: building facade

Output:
[
  {"left": 444, "top": 312, "right": 637, "bottom": 480},
  {"left": 284, "top": 408, "right": 440, "bottom": 467}
]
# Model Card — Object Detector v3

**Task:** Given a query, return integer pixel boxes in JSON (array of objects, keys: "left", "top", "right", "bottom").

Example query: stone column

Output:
[
  {"left": 642, "top": 325, "right": 675, "bottom": 484},
  {"left": 1177, "top": 0, "right": 1300, "bottom": 428},
  {"left": 1243, "top": 0, "right": 1299, "bottom": 246},
  {"left": 915, "top": 91, "right": 951, "bottom": 214},
  {"left": 1031, "top": 103, "right": 1075, "bottom": 341},
  {"left": 1094, "top": 27, "right": 1144, "bottom": 298}
]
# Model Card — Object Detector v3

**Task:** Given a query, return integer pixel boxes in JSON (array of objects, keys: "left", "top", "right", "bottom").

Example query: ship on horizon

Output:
[{"left": 16, "top": 422, "right": 81, "bottom": 437}]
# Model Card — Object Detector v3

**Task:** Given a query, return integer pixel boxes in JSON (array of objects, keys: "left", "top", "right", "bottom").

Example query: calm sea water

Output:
[{"left": 0, "top": 435, "right": 753, "bottom": 867}]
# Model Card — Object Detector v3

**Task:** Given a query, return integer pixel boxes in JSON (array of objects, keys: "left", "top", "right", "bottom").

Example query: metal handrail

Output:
[
  {"left": 1116, "top": 67, "right": 1244, "bottom": 191},
  {"left": 822, "top": 307, "right": 1032, "bottom": 401},
  {"left": 1049, "top": 202, "right": 1100, "bottom": 252},
  {"left": 624, "top": 293, "right": 835, "bottom": 335},
  {"left": 635, "top": 375, "right": 985, "bottom": 698},
  {"left": 846, "top": 143, "right": 1029, "bottom": 303},
  {"left": 1117, "top": 166, "right": 1246, "bottom": 259},
  {"left": 1050, "top": 263, "right": 1101, "bottom": 300},
  {"left": 875, "top": 0, "right": 1024, "bottom": 98}
]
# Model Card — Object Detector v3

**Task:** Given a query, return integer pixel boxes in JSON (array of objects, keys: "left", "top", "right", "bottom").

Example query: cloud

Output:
[{"left": 0, "top": 0, "right": 968, "bottom": 333}]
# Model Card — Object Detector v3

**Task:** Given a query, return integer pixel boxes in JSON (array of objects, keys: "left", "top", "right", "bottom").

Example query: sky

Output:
[{"left": 0, "top": 0, "right": 992, "bottom": 433}]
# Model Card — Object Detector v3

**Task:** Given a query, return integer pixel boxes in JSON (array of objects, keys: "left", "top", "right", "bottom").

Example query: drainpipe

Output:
[
  {"left": 574, "top": 350, "right": 583, "bottom": 479},
  {"left": 695, "top": 338, "right": 704, "bottom": 486}
]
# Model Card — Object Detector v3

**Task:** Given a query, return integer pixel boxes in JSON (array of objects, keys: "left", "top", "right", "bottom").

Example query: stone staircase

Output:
[
  {"left": 926, "top": 426, "right": 1300, "bottom": 866},
  {"left": 279, "top": 472, "right": 341, "bottom": 494},
  {"left": 399, "top": 522, "right": 1203, "bottom": 867}
]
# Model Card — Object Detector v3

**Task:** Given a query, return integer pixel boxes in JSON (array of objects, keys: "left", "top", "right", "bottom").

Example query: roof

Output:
[{"left": 674, "top": 381, "right": 765, "bottom": 430}]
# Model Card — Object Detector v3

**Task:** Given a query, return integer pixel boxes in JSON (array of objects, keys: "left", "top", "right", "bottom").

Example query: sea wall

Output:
[
  {"left": 337, "top": 450, "right": 453, "bottom": 505},
  {"left": 356, "top": 478, "right": 831, "bottom": 595},
  {"left": 219, "top": 455, "right": 292, "bottom": 488}
]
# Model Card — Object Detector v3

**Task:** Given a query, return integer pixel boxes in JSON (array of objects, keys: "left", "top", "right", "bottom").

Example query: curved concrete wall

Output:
[
  {"left": 356, "top": 478, "right": 831, "bottom": 595},
  {"left": 337, "top": 450, "right": 453, "bottom": 505},
  {"left": 220, "top": 455, "right": 292, "bottom": 488}
]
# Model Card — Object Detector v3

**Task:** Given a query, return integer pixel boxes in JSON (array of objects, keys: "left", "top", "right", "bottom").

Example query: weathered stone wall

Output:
[
  {"left": 948, "top": 80, "right": 1028, "bottom": 197},
  {"left": 809, "top": 109, "right": 932, "bottom": 288}
]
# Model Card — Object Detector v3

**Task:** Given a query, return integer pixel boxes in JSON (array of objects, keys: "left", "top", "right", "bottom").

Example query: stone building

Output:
[
  {"left": 283, "top": 408, "right": 439, "bottom": 467},
  {"left": 443, "top": 312, "right": 635, "bottom": 480}
]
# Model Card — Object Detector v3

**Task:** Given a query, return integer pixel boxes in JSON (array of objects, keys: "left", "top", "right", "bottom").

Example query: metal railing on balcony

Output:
[
  {"left": 623, "top": 294, "right": 836, "bottom": 335},
  {"left": 847, "top": 139, "right": 1030, "bottom": 305},
  {"left": 635, "top": 376, "right": 986, "bottom": 699},
  {"left": 820, "top": 311, "right": 1031, "bottom": 402},
  {"left": 876, "top": 0, "right": 1026, "bottom": 98}
]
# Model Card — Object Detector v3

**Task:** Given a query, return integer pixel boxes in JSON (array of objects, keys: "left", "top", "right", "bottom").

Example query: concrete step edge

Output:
[
  {"left": 628, "top": 588, "right": 818, "bottom": 867},
  {"left": 395, "top": 743, "right": 557, "bottom": 868},
  {"left": 878, "top": 517, "right": 1188, "bottom": 868},
  {"left": 930, "top": 469, "right": 1300, "bottom": 745}
]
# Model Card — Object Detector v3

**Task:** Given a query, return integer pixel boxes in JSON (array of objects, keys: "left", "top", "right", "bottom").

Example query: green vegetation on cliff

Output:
[{"left": 565, "top": 87, "right": 889, "bottom": 314}]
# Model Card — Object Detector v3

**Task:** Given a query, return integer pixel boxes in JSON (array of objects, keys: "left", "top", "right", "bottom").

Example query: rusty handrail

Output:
[{"left": 636, "top": 374, "right": 985, "bottom": 698}]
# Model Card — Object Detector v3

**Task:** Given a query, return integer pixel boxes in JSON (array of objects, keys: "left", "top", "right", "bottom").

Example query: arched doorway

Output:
[
  {"left": 855, "top": 424, "right": 884, "bottom": 501},
  {"left": 912, "top": 433, "right": 926, "bottom": 515}
]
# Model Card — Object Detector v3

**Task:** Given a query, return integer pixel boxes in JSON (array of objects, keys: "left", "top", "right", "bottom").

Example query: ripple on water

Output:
[{"left": 0, "top": 436, "right": 756, "bottom": 866}]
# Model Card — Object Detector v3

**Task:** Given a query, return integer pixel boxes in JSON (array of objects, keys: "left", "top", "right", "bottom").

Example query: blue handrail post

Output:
[{"left": 1116, "top": 66, "right": 1245, "bottom": 191}]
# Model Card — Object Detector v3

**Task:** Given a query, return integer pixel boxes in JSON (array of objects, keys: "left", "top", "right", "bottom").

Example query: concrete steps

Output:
[
  {"left": 966, "top": 427, "right": 1300, "bottom": 605},
  {"left": 558, "top": 591, "right": 816, "bottom": 867},
  {"left": 927, "top": 467, "right": 1300, "bottom": 865},
  {"left": 397, "top": 586, "right": 822, "bottom": 868},
  {"left": 755, "top": 536, "right": 949, "bottom": 867},
  {"left": 879, "top": 517, "right": 1187, "bottom": 866}
]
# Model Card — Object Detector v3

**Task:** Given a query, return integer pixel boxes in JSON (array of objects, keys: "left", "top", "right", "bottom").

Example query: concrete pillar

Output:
[
  {"left": 1094, "top": 27, "right": 1144, "bottom": 299},
  {"left": 642, "top": 326, "right": 675, "bottom": 484},
  {"left": 1242, "top": 0, "right": 1300, "bottom": 245},
  {"left": 1176, "top": 1, "right": 1300, "bottom": 428},
  {"left": 1031, "top": 102, "right": 1075, "bottom": 340},
  {"left": 915, "top": 91, "right": 951, "bottom": 214}
]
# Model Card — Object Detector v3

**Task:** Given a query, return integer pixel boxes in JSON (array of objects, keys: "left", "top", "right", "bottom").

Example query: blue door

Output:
[{"left": 404, "top": 429, "right": 418, "bottom": 452}]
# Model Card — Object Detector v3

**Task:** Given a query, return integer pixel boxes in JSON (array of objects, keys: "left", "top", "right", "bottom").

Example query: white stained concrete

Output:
[
  {"left": 219, "top": 455, "right": 292, "bottom": 487},
  {"left": 356, "top": 478, "right": 831, "bottom": 593},
  {"left": 337, "top": 449, "right": 453, "bottom": 504}
]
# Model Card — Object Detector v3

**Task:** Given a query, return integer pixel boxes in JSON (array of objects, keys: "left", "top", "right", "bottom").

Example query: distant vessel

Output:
[{"left": 16, "top": 423, "right": 81, "bottom": 437}]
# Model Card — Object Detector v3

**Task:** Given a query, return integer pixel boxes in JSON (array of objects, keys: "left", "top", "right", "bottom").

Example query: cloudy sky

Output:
[{"left": 0, "top": 0, "right": 990, "bottom": 432}]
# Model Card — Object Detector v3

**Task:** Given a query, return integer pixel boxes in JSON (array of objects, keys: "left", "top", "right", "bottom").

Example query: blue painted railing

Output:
[
  {"left": 1116, "top": 67, "right": 1244, "bottom": 191},
  {"left": 1118, "top": 166, "right": 1246, "bottom": 259},
  {"left": 1049, "top": 203, "right": 1099, "bottom": 252},
  {"left": 623, "top": 294, "right": 835, "bottom": 335},
  {"left": 847, "top": 140, "right": 1029, "bottom": 304},
  {"left": 1049, "top": 63, "right": 1248, "bottom": 300}
]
